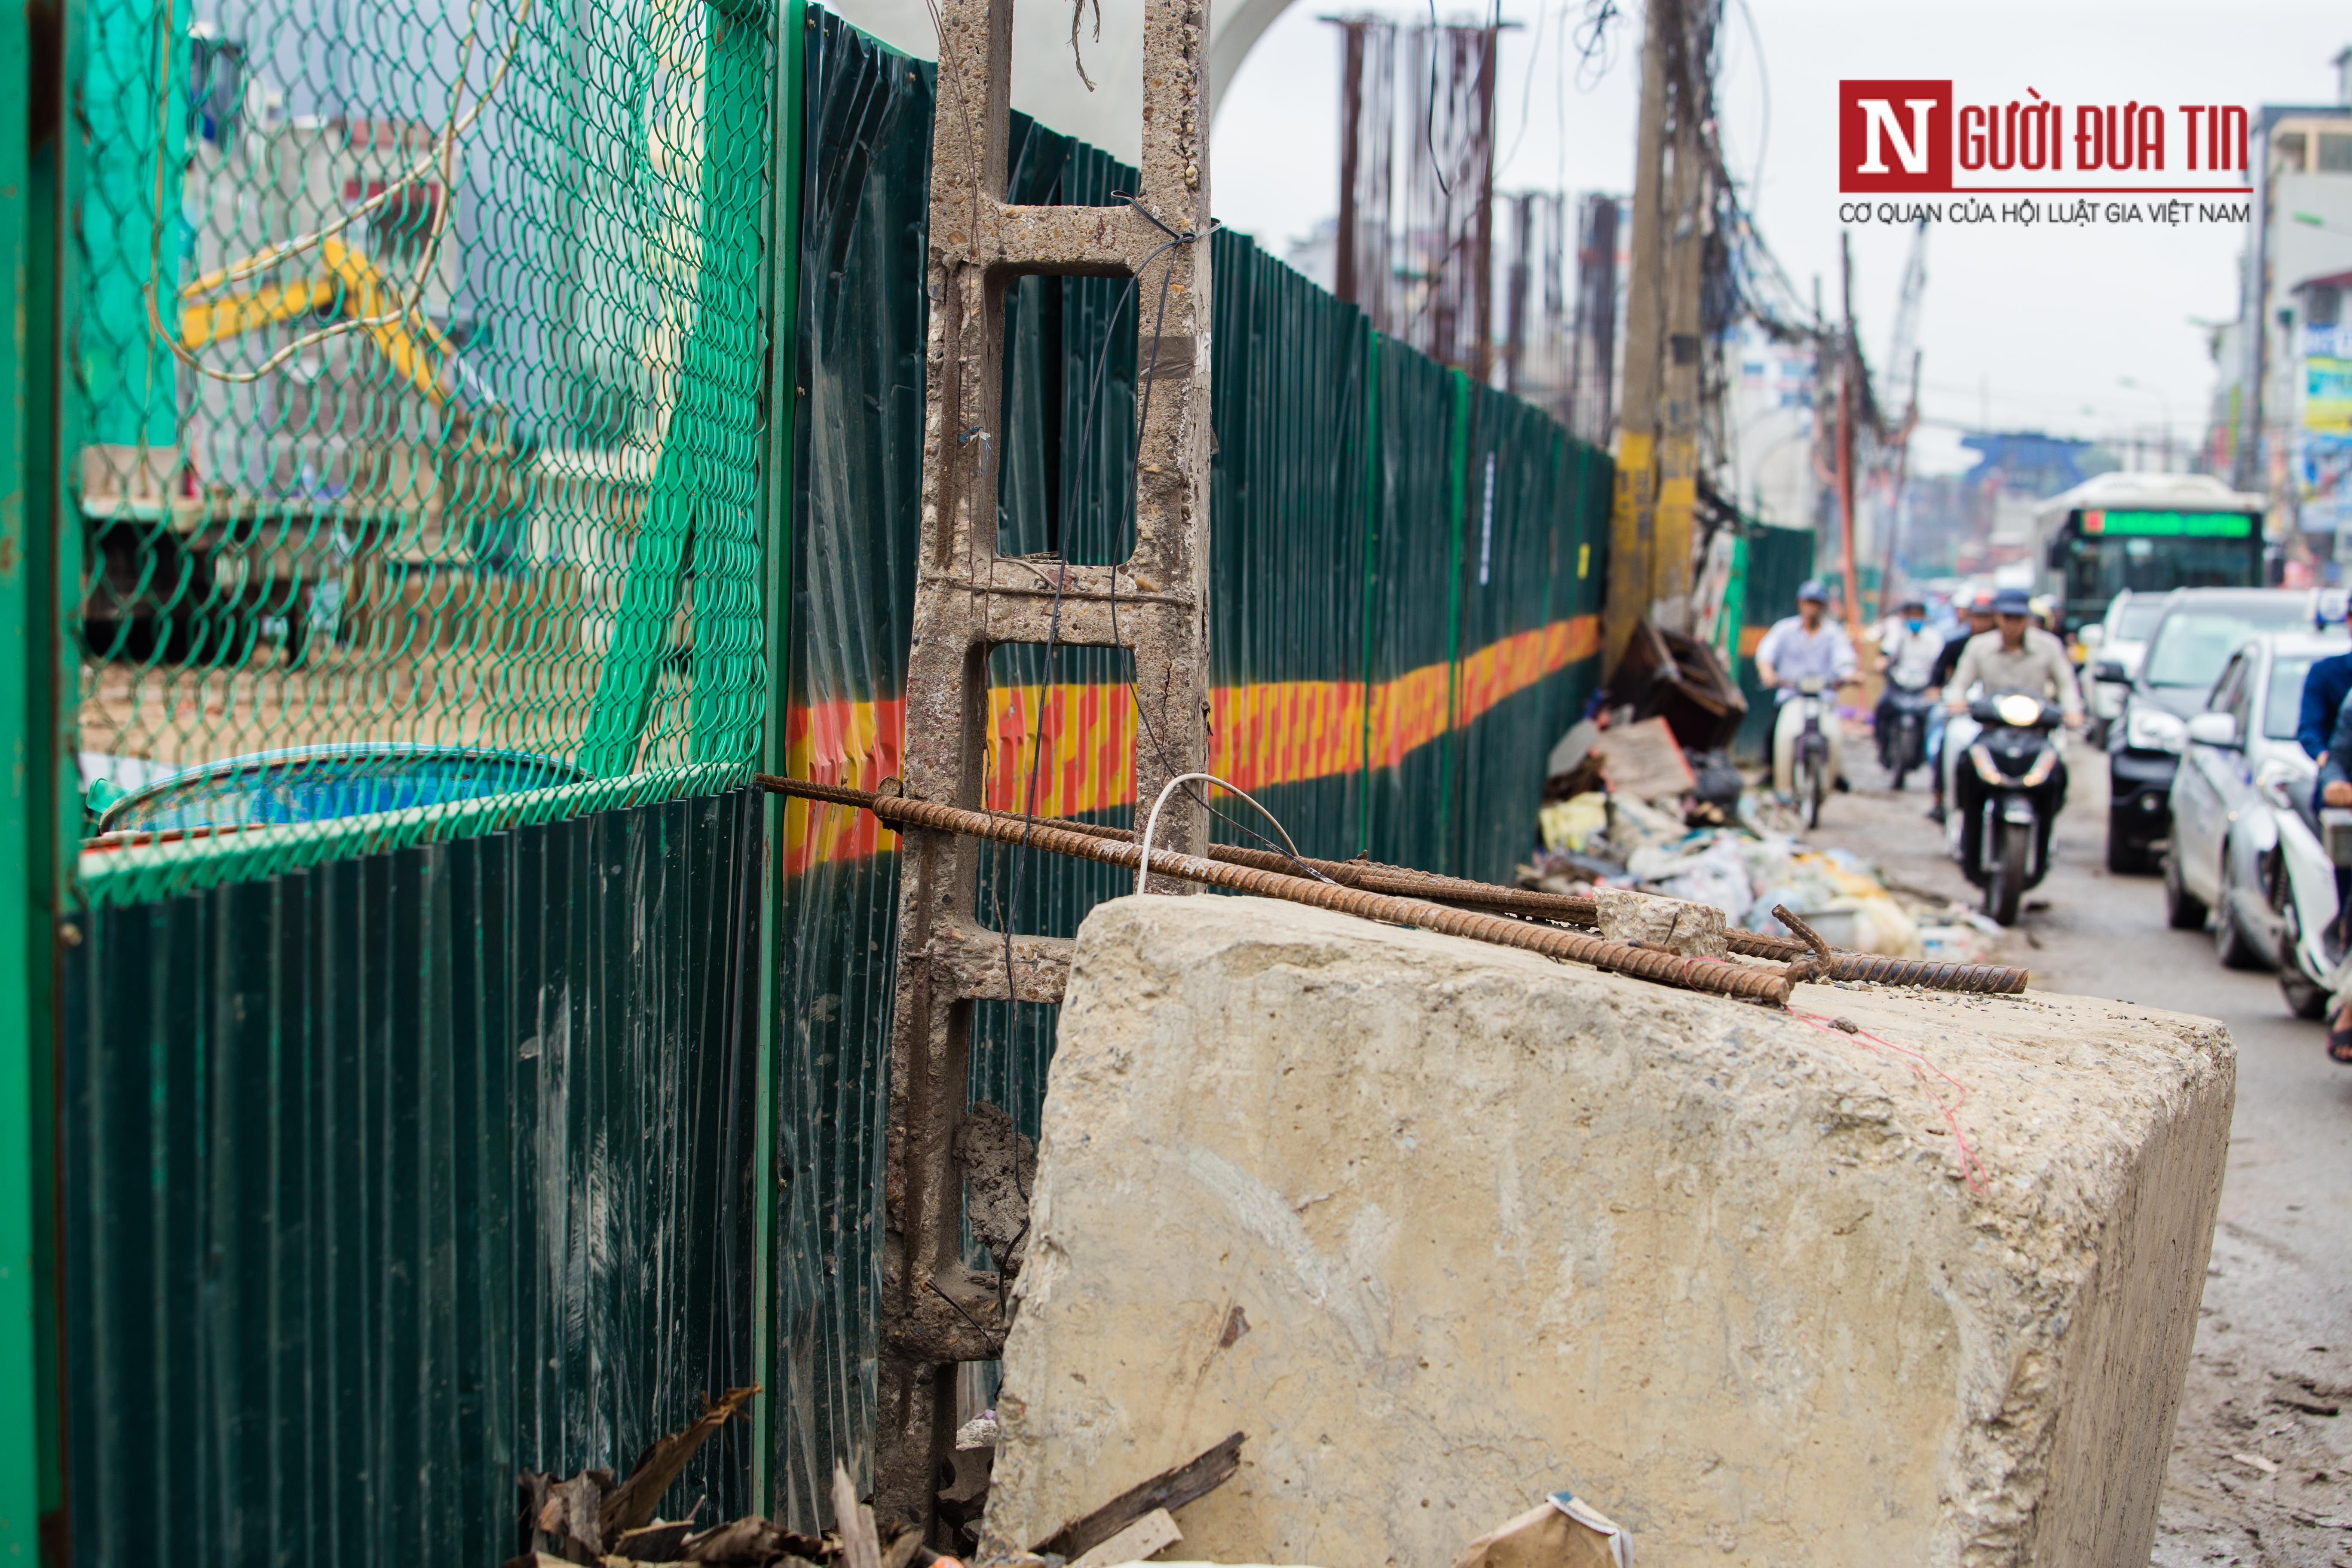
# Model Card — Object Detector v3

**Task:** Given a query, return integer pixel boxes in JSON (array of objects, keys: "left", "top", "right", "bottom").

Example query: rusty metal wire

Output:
[
  {"left": 760, "top": 776, "right": 2032, "bottom": 996},
  {"left": 758, "top": 777, "right": 1795, "bottom": 1004}
]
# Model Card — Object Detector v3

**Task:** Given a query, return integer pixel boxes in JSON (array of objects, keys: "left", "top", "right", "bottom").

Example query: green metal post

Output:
[
  {"left": 753, "top": 0, "right": 808, "bottom": 1513},
  {"left": 0, "top": 0, "right": 39, "bottom": 1551},
  {"left": 1356, "top": 326, "right": 1381, "bottom": 854},
  {"left": 3, "top": 0, "right": 75, "bottom": 1551},
  {"left": 1436, "top": 368, "right": 1470, "bottom": 875}
]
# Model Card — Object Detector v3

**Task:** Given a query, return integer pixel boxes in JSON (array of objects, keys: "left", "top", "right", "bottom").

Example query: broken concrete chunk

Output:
[
  {"left": 1588, "top": 885, "right": 1727, "bottom": 956},
  {"left": 983, "top": 895, "right": 2234, "bottom": 1567},
  {"left": 957, "top": 1102, "right": 1038, "bottom": 1281}
]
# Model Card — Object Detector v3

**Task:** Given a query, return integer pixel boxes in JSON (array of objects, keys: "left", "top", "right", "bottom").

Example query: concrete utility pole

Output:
[
  {"left": 1602, "top": 0, "right": 1670, "bottom": 675},
  {"left": 1653, "top": 105, "right": 1706, "bottom": 634},
  {"left": 1603, "top": 0, "right": 1710, "bottom": 666},
  {"left": 880, "top": 0, "right": 1215, "bottom": 1534},
  {"left": 1834, "top": 231, "right": 1862, "bottom": 632}
]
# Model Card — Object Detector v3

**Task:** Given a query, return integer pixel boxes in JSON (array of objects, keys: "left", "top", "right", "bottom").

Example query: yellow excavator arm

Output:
[{"left": 178, "top": 237, "right": 459, "bottom": 407}]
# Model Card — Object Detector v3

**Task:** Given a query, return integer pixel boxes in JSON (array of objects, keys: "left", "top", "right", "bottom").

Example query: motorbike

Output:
[
  {"left": 2269, "top": 798, "right": 2352, "bottom": 1021},
  {"left": 1877, "top": 681, "right": 1936, "bottom": 790},
  {"left": 1946, "top": 691, "right": 2067, "bottom": 925},
  {"left": 1789, "top": 676, "right": 1832, "bottom": 829}
]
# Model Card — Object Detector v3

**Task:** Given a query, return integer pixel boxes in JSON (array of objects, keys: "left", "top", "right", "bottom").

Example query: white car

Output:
[
  {"left": 2165, "top": 630, "right": 2349, "bottom": 965},
  {"left": 2082, "top": 589, "right": 2166, "bottom": 743}
]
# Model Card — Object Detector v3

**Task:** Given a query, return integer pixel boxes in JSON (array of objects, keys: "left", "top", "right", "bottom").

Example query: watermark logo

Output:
[
  {"left": 1838, "top": 80, "right": 2250, "bottom": 196},
  {"left": 1839, "top": 80, "right": 1952, "bottom": 194}
]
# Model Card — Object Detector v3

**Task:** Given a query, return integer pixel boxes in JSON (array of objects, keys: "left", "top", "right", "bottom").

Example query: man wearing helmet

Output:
[
  {"left": 1942, "top": 588, "right": 2084, "bottom": 724},
  {"left": 1935, "top": 586, "right": 2085, "bottom": 831},
  {"left": 1924, "top": 591, "right": 1998, "bottom": 823},
  {"left": 1753, "top": 579, "right": 1859, "bottom": 798}
]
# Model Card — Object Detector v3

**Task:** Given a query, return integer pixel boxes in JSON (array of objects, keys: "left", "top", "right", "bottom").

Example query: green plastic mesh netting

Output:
[{"left": 73, "top": 0, "right": 773, "bottom": 904}]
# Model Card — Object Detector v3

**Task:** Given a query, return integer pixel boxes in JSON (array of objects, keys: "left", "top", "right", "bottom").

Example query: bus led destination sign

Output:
[{"left": 2082, "top": 509, "right": 2256, "bottom": 538}]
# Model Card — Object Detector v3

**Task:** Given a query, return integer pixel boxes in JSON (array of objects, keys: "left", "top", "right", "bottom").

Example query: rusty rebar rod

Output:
[
  {"left": 757, "top": 777, "right": 1797, "bottom": 1005},
  {"left": 761, "top": 776, "right": 2030, "bottom": 995}
]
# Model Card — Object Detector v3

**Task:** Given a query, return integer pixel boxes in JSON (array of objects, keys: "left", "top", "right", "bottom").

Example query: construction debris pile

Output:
[
  {"left": 514, "top": 1391, "right": 897, "bottom": 1568},
  {"left": 1528, "top": 683, "right": 2002, "bottom": 967}
]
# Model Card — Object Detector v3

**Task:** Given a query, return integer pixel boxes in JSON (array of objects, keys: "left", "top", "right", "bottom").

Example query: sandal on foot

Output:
[{"left": 2329, "top": 1018, "right": 2352, "bottom": 1064}]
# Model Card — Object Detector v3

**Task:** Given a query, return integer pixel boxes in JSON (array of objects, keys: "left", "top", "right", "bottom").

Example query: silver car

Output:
[{"left": 2165, "top": 630, "right": 2349, "bottom": 965}]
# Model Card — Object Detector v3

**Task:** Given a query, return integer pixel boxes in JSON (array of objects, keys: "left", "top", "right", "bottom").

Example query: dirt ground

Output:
[{"left": 1807, "top": 732, "right": 2352, "bottom": 1566}]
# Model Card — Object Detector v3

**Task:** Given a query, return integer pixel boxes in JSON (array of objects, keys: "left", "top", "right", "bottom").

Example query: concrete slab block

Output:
[{"left": 981, "top": 896, "right": 2234, "bottom": 1567}]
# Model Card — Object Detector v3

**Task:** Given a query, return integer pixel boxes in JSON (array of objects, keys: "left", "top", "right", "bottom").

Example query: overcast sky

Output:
[{"left": 1210, "top": 0, "right": 2352, "bottom": 475}]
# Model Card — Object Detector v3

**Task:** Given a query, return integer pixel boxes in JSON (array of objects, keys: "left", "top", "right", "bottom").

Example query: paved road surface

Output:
[{"left": 1807, "top": 735, "right": 2352, "bottom": 1564}]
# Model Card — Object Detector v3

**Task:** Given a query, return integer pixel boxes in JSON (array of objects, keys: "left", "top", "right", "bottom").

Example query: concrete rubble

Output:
[{"left": 980, "top": 894, "right": 2235, "bottom": 1567}]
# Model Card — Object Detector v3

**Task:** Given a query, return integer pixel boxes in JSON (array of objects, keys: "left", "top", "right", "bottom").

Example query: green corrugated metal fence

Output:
[
  {"left": 17, "top": 2, "right": 1617, "bottom": 1558},
  {"left": 772, "top": 11, "right": 1612, "bottom": 1526},
  {"left": 1733, "top": 523, "right": 1819, "bottom": 762},
  {"left": 62, "top": 789, "right": 766, "bottom": 1562}
]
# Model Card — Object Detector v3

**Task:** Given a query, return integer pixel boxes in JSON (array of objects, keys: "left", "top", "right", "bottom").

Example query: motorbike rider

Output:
[
  {"left": 2297, "top": 643, "right": 2352, "bottom": 764},
  {"left": 2308, "top": 689, "right": 2352, "bottom": 1061},
  {"left": 1754, "top": 579, "right": 1859, "bottom": 798},
  {"left": 1926, "top": 591, "right": 1997, "bottom": 824},
  {"left": 1939, "top": 587, "right": 2084, "bottom": 819},
  {"left": 1873, "top": 596, "right": 1943, "bottom": 761}
]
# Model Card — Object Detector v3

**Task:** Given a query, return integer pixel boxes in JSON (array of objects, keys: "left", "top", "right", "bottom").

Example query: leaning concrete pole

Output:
[{"left": 878, "top": 0, "right": 1215, "bottom": 1534}]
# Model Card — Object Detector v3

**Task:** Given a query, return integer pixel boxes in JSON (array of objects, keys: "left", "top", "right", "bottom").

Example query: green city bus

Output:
[{"left": 2037, "top": 473, "right": 2267, "bottom": 637}]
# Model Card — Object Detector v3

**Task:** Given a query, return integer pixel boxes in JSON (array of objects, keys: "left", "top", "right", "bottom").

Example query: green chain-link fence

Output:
[{"left": 73, "top": 0, "right": 773, "bottom": 906}]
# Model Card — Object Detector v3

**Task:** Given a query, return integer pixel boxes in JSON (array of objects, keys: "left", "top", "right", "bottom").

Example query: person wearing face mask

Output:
[{"left": 1872, "top": 597, "right": 1943, "bottom": 771}]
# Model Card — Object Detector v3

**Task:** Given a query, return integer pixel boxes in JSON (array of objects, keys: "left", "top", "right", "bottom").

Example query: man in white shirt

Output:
[
  {"left": 1874, "top": 597, "right": 1944, "bottom": 693},
  {"left": 1754, "top": 579, "right": 1859, "bottom": 797}
]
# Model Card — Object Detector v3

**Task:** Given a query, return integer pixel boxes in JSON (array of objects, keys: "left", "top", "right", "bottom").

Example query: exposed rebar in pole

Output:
[
  {"left": 1471, "top": 23, "right": 1498, "bottom": 383},
  {"left": 1569, "top": 193, "right": 1620, "bottom": 444},
  {"left": 1505, "top": 194, "right": 1543, "bottom": 395},
  {"left": 880, "top": 0, "right": 1214, "bottom": 1535}
]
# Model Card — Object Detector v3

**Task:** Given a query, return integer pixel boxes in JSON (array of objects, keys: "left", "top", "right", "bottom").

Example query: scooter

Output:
[
  {"left": 2269, "top": 799, "right": 2352, "bottom": 1021},
  {"left": 1877, "top": 682, "right": 1936, "bottom": 790},
  {"left": 1790, "top": 676, "right": 1832, "bottom": 829},
  {"left": 1946, "top": 691, "right": 2067, "bottom": 925}
]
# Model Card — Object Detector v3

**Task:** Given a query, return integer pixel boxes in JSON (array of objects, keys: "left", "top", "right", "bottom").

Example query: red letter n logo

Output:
[{"left": 1839, "top": 80, "right": 1953, "bottom": 193}]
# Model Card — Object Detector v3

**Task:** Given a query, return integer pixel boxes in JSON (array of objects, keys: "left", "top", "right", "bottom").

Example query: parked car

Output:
[
  {"left": 2108, "top": 588, "right": 2315, "bottom": 873},
  {"left": 2164, "top": 630, "right": 2347, "bottom": 963},
  {"left": 2082, "top": 589, "right": 2167, "bottom": 746}
]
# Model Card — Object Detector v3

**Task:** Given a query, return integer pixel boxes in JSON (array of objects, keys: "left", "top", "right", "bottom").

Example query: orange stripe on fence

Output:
[{"left": 783, "top": 612, "right": 1598, "bottom": 871}]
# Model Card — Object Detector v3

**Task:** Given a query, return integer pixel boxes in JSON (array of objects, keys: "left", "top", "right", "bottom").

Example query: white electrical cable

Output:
[{"left": 1134, "top": 772, "right": 1317, "bottom": 896}]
